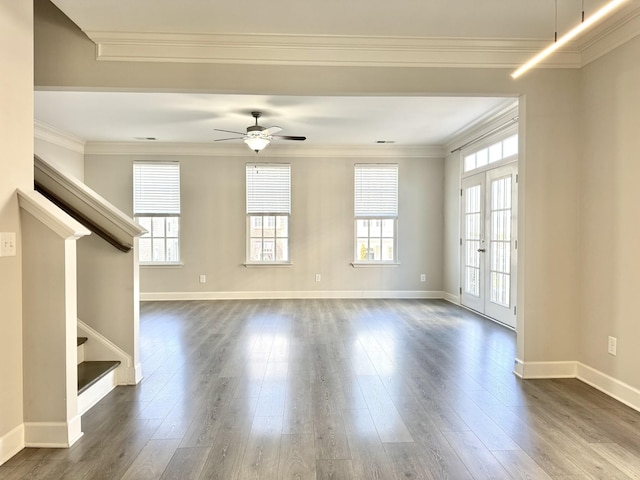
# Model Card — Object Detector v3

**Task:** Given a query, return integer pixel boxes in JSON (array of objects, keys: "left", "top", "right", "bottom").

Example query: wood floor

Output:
[{"left": 3, "top": 299, "right": 640, "bottom": 479}]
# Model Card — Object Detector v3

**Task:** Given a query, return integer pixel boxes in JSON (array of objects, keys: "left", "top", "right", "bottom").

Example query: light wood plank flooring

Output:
[{"left": 3, "top": 299, "right": 640, "bottom": 479}]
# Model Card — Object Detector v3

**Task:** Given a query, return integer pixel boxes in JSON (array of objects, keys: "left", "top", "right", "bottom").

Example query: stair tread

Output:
[
  {"left": 77, "top": 337, "right": 88, "bottom": 346},
  {"left": 78, "top": 360, "right": 120, "bottom": 394}
]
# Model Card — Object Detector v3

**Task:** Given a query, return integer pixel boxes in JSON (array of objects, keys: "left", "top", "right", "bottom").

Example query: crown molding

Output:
[
  {"left": 84, "top": 141, "right": 445, "bottom": 159},
  {"left": 87, "top": 31, "right": 579, "bottom": 69},
  {"left": 84, "top": 3, "right": 640, "bottom": 70},
  {"left": 579, "top": 3, "right": 640, "bottom": 66},
  {"left": 34, "top": 120, "right": 85, "bottom": 154}
]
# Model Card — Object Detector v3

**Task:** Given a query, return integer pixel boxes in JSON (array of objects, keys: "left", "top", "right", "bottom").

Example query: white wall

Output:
[
  {"left": 84, "top": 150, "right": 445, "bottom": 297},
  {"left": 579, "top": 35, "right": 640, "bottom": 390},
  {"left": 0, "top": 0, "right": 33, "bottom": 464}
]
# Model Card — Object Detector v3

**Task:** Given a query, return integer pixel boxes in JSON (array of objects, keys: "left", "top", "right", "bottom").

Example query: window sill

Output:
[
  {"left": 243, "top": 262, "right": 293, "bottom": 267},
  {"left": 140, "top": 262, "right": 183, "bottom": 268},
  {"left": 351, "top": 262, "right": 400, "bottom": 268}
]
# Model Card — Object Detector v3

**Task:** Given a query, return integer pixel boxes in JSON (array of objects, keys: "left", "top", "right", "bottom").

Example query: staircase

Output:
[{"left": 76, "top": 336, "right": 121, "bottom": 414}]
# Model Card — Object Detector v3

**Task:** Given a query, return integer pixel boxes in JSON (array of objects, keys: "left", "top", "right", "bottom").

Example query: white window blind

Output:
[
  {"left": 354, "top": 164, "right": 398, "bottom": 217},
  {"left": 133, "top": 162, "right": 180, "bottom": 215},
  {"left": 246, "top": 163, "right": 291, "bottom": 214}
]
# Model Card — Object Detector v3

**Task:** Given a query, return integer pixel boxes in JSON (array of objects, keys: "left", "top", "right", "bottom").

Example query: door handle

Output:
[{"left": 477, "top": 248, "right": 486, "bottom": 252}]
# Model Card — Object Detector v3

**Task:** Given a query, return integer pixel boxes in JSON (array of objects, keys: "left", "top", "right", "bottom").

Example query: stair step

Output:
[
  {"left": 77, "top": 360, "right": 120, "bottom": 394},
  {"left": 77, "top": 337, "right": 88, "bottom": 347}
]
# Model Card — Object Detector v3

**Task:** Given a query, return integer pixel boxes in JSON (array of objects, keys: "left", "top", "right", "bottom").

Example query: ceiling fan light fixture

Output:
[{"left": 244, "top": 134, "right": 270, "bottom": 152}]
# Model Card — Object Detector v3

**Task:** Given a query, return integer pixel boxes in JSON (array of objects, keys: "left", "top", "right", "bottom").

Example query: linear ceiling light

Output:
[{"left": 511, "top": 0, "right": 628, "bottom": 79}]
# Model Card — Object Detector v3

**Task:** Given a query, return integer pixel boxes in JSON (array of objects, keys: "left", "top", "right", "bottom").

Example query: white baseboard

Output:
[
  {"left": 77, "top": 369, "right": 117, "bottom": 415},
  {"left": 514, "top": 360, "right": 640, "bottom": 413},
  {"left": 24, "top": 416, "right": 83, "bottom": 448},
  {"left": 0, "top": 424, "right": 24, "bottom": 466},
  {"left": 442, "top": 292, "right": 460, "bottom": 305},
  {"left": 577, "top": 362, "right": 640, "bottom": 413},
  {"left": 141, "top": 290, "right": 446, "bottom": 301},
  {"left": 77, "top": 319, "right": 134, "bottom": 385},
  {"left": 513, "top": 360, "right": 577, "bottom": 379}
]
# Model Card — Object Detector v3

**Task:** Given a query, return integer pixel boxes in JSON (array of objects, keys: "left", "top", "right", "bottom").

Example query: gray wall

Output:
[{"left": 85, "top": 152, "right": 444, "bottom": 297}]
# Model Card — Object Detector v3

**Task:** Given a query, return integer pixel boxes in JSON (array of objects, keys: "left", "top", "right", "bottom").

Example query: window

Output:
[
  {"left": 354, "top": 164, "right": 398, "bottom": 263},
  {"left": 463, "top": 133, "right": 518, "bottom": 173},
  {"left": 246, "top": 163, "right": 290, "bottom": 263},
  {"left": 133, "top": 162, "right": 181, "bottom": 264}
]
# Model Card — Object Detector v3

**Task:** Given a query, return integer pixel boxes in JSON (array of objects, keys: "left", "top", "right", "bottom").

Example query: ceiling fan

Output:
[{"left": 214, "top": 111, "right": 306, "bottom": 153}]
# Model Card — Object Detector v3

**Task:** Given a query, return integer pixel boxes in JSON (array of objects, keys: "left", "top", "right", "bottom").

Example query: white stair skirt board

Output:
[
  {"left": 77, "top": 319, "right": 139, "bottom": 385},
  {"left": 513, "top": 360, "right": 640, "bottom": 414},
  {"left": 141, "top": 290, "right": 446, "bottom": 301},
  {"left": 23, "top": 416, "right": 83, "bottom": 448},
  {"left": 0, "top": 424, "right": 25, "bottom": 466},
  {"left": 77, "top": 368, "right": 118, "bottom": 415},
  {"left": 77, "top": 343, "right": 84, "bottom": 365}
]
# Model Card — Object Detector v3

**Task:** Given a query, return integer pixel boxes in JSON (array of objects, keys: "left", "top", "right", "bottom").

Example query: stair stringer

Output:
[{"left": 77, "top": 319, "right": 141, "bottom": 385}]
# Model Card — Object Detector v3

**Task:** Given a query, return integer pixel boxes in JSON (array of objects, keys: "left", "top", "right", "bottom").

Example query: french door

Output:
[{"left": 460, "top": 162, "right": 517, "bottom": 328}]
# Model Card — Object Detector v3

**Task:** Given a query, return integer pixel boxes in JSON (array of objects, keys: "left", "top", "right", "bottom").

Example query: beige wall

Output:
[
  {"left": 0, "top": 0, "right": 33, "bottom": 462},
  {"left": 579, "top": 35, "right": 640, "bottom": 388},
  {"left": 84, "top": 153, "right": 444, "bottom": 296}
]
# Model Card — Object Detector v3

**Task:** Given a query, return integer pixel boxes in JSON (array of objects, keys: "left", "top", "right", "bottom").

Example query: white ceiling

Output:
[
  {"left": 37, "top": 0, "right": 635, "bottom": 148},
  {"left": 50, "top": 0, "right": 618, "bottom": 40},
  {"left": 34, "top": 92, "right": 515, "bottom": 146}
]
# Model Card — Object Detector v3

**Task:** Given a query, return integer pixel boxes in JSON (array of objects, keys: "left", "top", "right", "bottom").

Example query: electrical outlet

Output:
[
  {"left": 0, "top": 232, "right": 16, "bottom": 257},
  {"left": 199, "top": 274, "right": 206, "bottom": 284},
  {"left": 315, "top": 274, "right": 321, "bottom": 282},
  {"left": 608, "top": 336, "right": 617, "bottom": 356},
  {"left": 420, "top": 274, "right": 426, "bottom": 282}
]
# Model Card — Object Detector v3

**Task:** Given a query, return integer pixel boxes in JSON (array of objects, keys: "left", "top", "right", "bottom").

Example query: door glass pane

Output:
[
  {"left": 464, "top": 154, "right": 475, "bottom": 172},
  {"left": 464, "top": 184, "right": 482, "bottom": 296},
  {"left": 476, "top": 148, "right": 488, "bottom": 167},
  {"left": 489, "top": 142, "right": 502, "bottom": 163},
  {"left": 489, "top": 176, "right": 512, "bottom": 307},
  {"left": 503, "top": 134, "right": 518, "bottom": 157}
]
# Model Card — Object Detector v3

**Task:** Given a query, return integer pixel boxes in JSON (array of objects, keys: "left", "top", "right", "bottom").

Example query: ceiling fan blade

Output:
[
  {"left": 214, "top": 128, "right": 245, "bottom": 135},
  {"left": 263, "top": 126, "right": 283, "bottom": 135},
  {"left": 214, "top": 137, "right": 244, "bottom": 142},
  {"left": 273, "top": 135, "right": 306, "bottom": 141}
]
